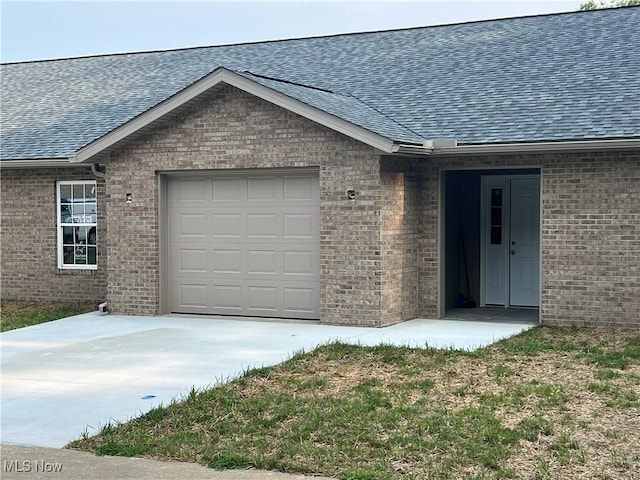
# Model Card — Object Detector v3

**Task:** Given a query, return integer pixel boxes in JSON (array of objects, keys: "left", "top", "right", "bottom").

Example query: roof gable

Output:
[{"left": 73, "top": 67, "right": 418, "bottom": 163}]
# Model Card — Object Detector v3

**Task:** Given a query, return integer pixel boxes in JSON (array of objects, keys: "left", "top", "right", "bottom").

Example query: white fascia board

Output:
[
  {"left": 72, "top": 67, "right": 398, "bottom": 163},
  {"left": 395, "top": 143, "right": 434, "bottom": 155},
  {"left": 0, "top": 158, "right": 77, "bottom": 168},
  {"left": 433, "top": 138, "right": 640, "bottom": 155}
]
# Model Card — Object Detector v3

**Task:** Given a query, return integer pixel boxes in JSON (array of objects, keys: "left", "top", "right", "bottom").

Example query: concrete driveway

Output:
[{"left": 1, "top": 312, "right": 532, "bottom": 447}]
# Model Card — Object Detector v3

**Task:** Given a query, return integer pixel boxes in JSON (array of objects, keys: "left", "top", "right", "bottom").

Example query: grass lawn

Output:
[
  {"left": 0, "top": 300, "right": 96, "bottom": 332},
  {"left": 69, "top": 326, "right": 640, "bottom": 480}
]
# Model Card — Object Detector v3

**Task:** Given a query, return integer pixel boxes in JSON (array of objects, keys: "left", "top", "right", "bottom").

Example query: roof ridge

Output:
[{"left": 3, "top": 6, "right": 634, "bottom": 65}]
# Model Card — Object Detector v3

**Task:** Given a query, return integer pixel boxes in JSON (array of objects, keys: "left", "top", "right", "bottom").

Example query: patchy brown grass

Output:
[{"left": 70, "top": 326, "right": 640, "bottom": 480}]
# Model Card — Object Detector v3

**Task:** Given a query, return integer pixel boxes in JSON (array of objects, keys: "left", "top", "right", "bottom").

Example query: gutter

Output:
[
  {"left": 391, "top": 138, "right": 640, "bottom": 156},
  {"left": 392, "top": 138, "right": 456, "bottom": 155},
  {"left": 0, "top": 158, "right": 79, "bottom": 168},
  {"left": 4, "top": 138, "right": 638, "bottom": 168}
]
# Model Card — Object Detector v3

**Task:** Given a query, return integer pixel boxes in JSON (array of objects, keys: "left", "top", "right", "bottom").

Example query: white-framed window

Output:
[{"left": 57, "top": 181, "right": 98, "bottom": 269}]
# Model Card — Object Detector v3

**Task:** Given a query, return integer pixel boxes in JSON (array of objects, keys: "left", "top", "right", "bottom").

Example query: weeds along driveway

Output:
[{"left": 0, "top": 312, "right": 531, "bottom": 447}]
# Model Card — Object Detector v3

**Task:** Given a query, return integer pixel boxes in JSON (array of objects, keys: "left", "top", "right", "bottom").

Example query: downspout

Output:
[
  {"left": 91, "top": 163, "right": 106, "bottom": 178},
  {"left": 91, "top": 162, "right": 108, "bottom": 314},
  {"left": 394, "top": 138, "right": 640, "bottom": 156}
]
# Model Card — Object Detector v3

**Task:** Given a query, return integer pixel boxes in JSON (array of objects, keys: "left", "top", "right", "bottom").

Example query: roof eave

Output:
[
  {"left": 71, "top": 67, "right": 401, "bottom": 163},
  {"left": 0, "top": 158, "right": 77, "bottom": 168},
  {"left": 432, "top": 138, "right": 640, "bottom": 155}
]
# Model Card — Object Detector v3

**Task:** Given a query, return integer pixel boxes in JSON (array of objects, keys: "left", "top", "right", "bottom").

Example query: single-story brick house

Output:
[{"left": 1, "top": 7, "right": 638, "bottom": 327}]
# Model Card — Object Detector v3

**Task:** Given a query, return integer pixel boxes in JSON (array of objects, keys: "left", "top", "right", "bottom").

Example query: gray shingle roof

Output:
[
  {"left": 2, "top": 7, "right": 639, "bottom": 160},
  {"left": 238, "top": 71, "right": 425, "bottom": 144}
]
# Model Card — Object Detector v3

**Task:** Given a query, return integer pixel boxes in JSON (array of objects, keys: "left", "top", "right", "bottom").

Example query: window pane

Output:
[
  {"left": 73, "top": 184, "right": 84, "bottom": 200},
  {"left": 491, "top": 188, "right": 502, "bottom": 207},
  {"left": 62, "top": 226, "right": 74, "bottom": 245},
  {"left": 75, "top": 248, "right": 87, "bottom": 265},
  {"left": 60, "top": 184, "right": 72, "bottom": 202},
  {"left": 87, "top": 246, "right": 97, "bottom": 265},
  {"left": 61, "top": 204, "right": 72, "bottom": 222},
  {"left": 63, "top": 246, "right": 75, "bottom": 265},
  {"left": 77, "top": 226, "right": 89, "bottom": 243},
  {"left": 74, "top": 236, "right": 87, "bottom": 264},
  {"left": 86, "top": 202, "right": 97, "bottom": 219},
  {"left": 73, "top": 204, "right": 86, "bottom": 219},
  {"left": 491, "top": 207, "right": 502, "bottom": 225},
  {"left": 86, "top": 184, "right": 96, "bottom": 201},
  {"left": 88, "top": 227, "right": 96, "bottom": 245},
  {"left": 491, "top": 226, "right": 502, "bottom": 245}
]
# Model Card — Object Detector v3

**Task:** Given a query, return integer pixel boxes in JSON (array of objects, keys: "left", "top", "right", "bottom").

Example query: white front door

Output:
[
  {"left": 481, "top": 175, "right": 540, "bottom": 307},
  {"left": 509, "top": 177, "right": 540, "bottom": 306}
]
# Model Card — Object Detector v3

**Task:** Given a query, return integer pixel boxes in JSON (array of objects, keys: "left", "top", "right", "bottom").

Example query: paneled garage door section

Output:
[{"left": 168, "top": 172, "right": 320, "bottom": 319}]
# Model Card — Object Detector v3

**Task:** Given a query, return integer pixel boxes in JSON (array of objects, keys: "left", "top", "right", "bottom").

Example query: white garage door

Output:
[{"left": 167, "top": 170, "right": 320, "bottom": 319}]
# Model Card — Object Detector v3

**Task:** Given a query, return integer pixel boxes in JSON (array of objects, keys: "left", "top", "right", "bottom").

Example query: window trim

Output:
[{"left": 56, "top": 180, "right": 98, "bottom": 270}]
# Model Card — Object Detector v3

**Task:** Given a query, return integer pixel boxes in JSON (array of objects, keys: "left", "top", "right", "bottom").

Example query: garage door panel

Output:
[
  {"left": 212, "top": 214, "right": 242, "bottom": 238},
  {"left": 211, "top": 284, "right": 243, "bottom": 311},
  {"left": 283, "top": 214, "right": 314, "bottom": 238},
  {"left": 247, "top": 176, "right": 279, "bottom": 201},
  {"left": 284, "top": 176, "right": 318, "bottom": 200},
  {"left": 173, "top": 178, "right": 212, "bottom": 202},
  {"left": 169, "top": 171, "right": 319, "bottom": 319},
  {"left": 284, "top": 287, "right": 316, "bottom": 314},
  {"left": 171, "top": 246, "right": 209, "bottom": 276},
  {"left": 176, "top": 283, "right": 208, "bottom": 308},
  {"left": 176, "top": 213, "right": 208, "bottom": 237},
  {"left": 211, "top": 248, "right": 243, "bottom": 274},
  {"left": 213, "top": 177, "right": 244, "bottom": 201},
  {"left": 247, "top": 286, "right": 280, "bottom": 312},
  {"left": 247, "top": 214, "right": 279, "bottom": 238},
  {"left": 179, "top": 249, "right": 208, "bottom": 272},
  {"left": 247, "top": 250, "right": 279, "bottom": 275},
  {"left": 283, "top": 251, "right": 314, "bottom": 275}
]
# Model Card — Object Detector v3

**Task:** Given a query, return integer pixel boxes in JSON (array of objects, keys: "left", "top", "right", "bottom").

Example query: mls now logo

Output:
[{"left": 3, "top": 460, "right": 63, "bottom": 473}]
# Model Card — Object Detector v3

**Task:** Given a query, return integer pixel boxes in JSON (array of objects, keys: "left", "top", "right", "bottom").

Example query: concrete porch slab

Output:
[{"left": 1, "top": 312, "right": 532, "bottom": 448}]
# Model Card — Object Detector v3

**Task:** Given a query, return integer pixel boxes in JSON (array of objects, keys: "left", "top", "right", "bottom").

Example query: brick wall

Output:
[
  {"left": 3, "top": 120, "right": 636, "bottom": 329},
  {"left": 415, "top": 150, "right": 640, "bottom": 328},
  {"left": 106, "top": 85, "right": 383, "bottom": 325},
  {"left": 540, "top": 151, "right": 639, "bottom": 327},
  {"left": 0, "top": 167, "right": 107, "bottom": 304},
  {"left": 417, "top": 161, "right": 440, "bottom": 318},
  {"left": 380, "top": 158, "right": 421, "bottom": 326}
]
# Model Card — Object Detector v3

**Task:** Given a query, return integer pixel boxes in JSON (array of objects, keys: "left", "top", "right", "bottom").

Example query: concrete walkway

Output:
[
  {"left": 1, "top": 312, "right": 532, "bottom": 450},
  {"left": 0, "top": 444, "right": 335, "bottom": 480}
]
